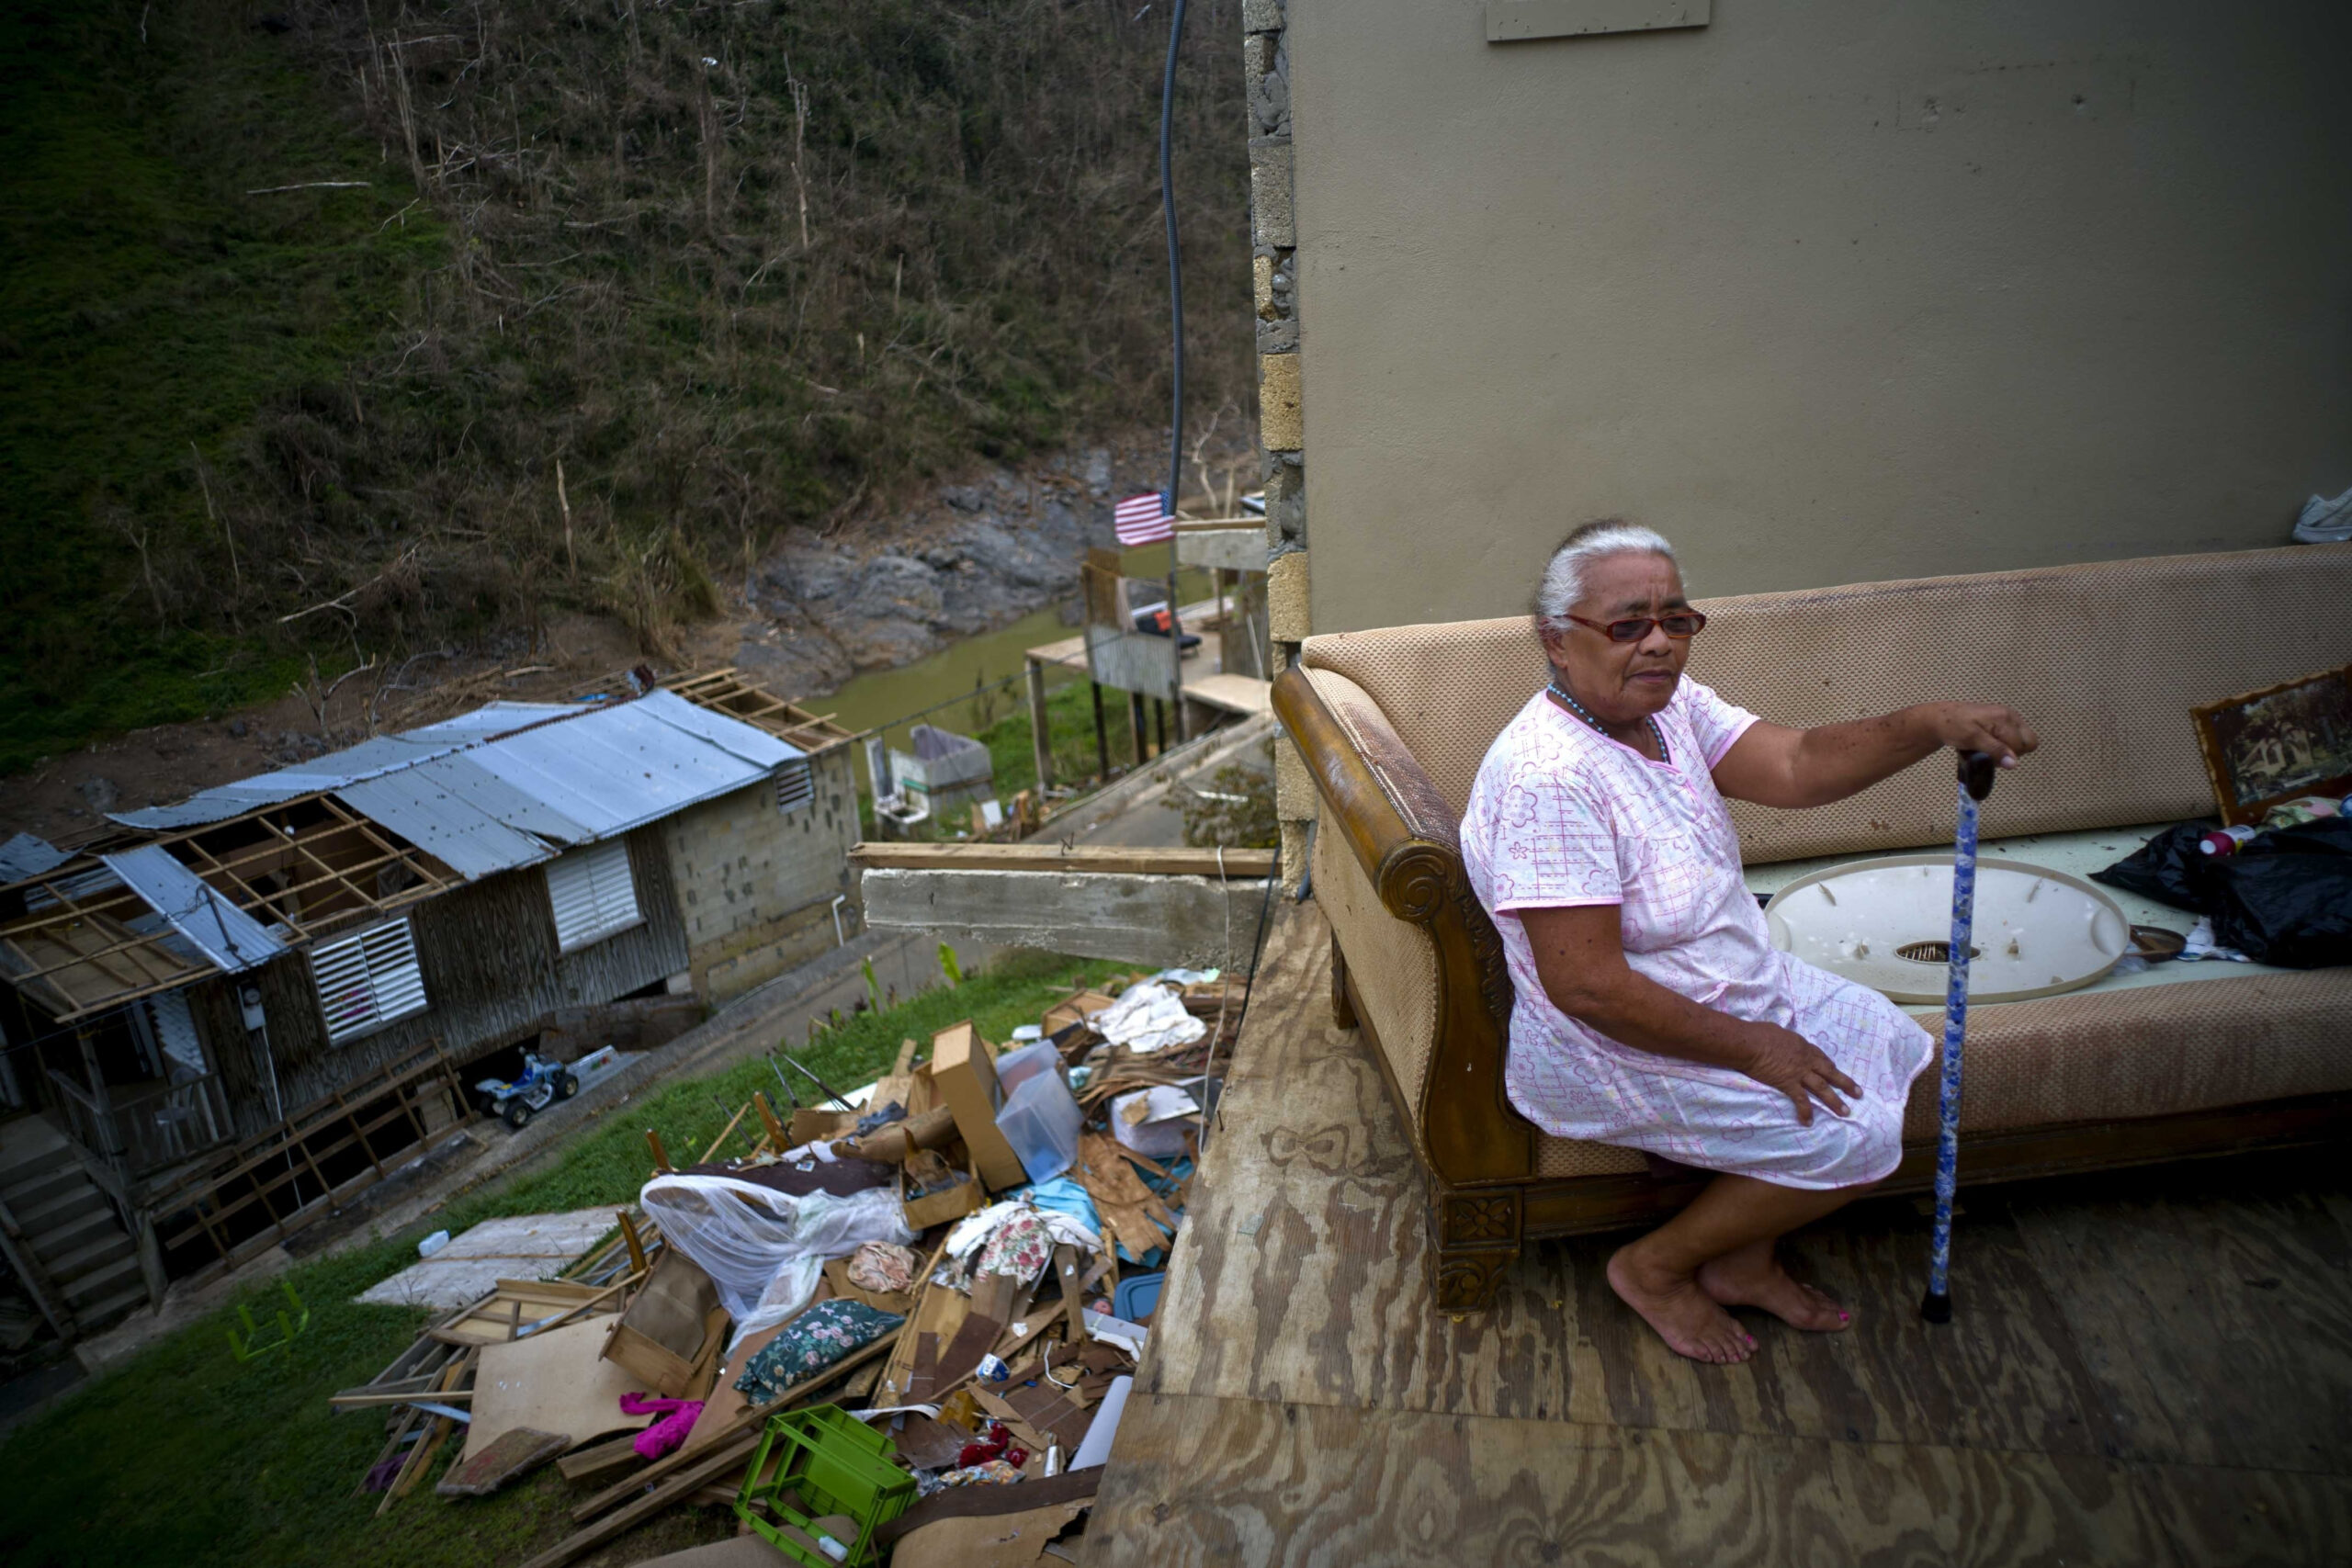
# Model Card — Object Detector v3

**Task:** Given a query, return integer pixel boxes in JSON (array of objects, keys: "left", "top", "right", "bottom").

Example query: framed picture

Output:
[{"left": 2189, "top": 664, "right": 2352, "bottom": 828}]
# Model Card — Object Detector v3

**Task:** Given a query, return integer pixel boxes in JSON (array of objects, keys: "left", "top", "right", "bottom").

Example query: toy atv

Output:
[{"left": 474, "top": 1052, "right": 580, "bottom": 1129}]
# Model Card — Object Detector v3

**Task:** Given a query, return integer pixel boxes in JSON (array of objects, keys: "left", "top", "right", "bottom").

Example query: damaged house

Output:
[{"left": 0, "top": 675, "right": 857, "bottom": 1341}]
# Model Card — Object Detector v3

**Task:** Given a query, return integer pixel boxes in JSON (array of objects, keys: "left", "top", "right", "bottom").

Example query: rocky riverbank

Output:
[{"left": 729, "top": 429, "right": 1250, "bottom": 699}]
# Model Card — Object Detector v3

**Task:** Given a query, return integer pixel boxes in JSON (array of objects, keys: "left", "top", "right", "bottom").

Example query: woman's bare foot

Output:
[
  {"left": 1607, "top": 1245, "right": 1758, "bottom": 1364},
  {"left": 1696, "top": 1247, "right": 1850, "bottom": 1332}
]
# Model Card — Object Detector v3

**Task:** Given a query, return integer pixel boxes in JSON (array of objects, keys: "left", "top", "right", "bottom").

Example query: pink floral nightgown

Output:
[{"left": 1460, "top": 681, "right": 1933, "bottom": 1189}]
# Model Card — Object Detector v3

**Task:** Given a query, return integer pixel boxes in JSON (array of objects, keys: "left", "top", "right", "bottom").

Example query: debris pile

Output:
[{"left": 328, "top": 967, "right": 1240, "bottom": 1565}]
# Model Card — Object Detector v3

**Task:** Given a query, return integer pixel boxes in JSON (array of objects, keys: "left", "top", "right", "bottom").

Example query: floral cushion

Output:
[
  {"left": 734, "top": 1299, "right": 904, "bottom": 1404},
  {"left": 974, "top": 1210, "right": 1054, "bottom": 1285}
]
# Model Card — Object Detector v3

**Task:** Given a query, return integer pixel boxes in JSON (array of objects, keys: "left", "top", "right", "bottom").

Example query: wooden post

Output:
[
  {"left": 1025, "top": 657, "right": 1053, "bottom": 796},
  {"left": 752, "top": 1092, "right": 786, "bottom": 1148},
  {"left": 1091, "top": 682, "right": 1110, "bottom": 781},
  {"left": 133, "top": 1212, "right": 168, "bottom": 1311},
  {"left": 1153, "top": 698, "right": 1167, "bottom": 758},
  {"left": 1164, "top": 536, "right": 1190, "bottom": 746},
  {"left": 646, "top": 1129, "right": 673, "bottom": 1174},
  {"left": 617, "top": 1211, "right": 649, "bottom": 1276},
  {"left": 1213, "top": 568, "right": 1228, "bottom": 673},
  {"left": 74, "top": 1027, "right": 123, "bottom": 1165},
  {"left": 1128, "top": 692, "right": 1148, "bottom": 767}
]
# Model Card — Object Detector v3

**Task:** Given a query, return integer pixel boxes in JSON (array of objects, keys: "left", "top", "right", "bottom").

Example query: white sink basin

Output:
[{"left": 1765, "top": 854, "right": 2132, "bottom": 1004}]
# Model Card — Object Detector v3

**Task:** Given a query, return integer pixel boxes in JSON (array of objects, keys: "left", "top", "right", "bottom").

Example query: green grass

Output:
[{"left": 0, "top": 948, "right": 1136, "bottom": 1568}]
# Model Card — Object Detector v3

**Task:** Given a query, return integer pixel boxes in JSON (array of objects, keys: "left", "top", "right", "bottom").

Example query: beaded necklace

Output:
[{"left": 1546, "top": 677, "right": 1670, "bottom": 765}]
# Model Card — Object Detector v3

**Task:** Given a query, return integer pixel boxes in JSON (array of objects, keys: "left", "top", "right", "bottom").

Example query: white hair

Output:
[{"left": 1532, "top": 522, "right": 1678, "bottom": 631}]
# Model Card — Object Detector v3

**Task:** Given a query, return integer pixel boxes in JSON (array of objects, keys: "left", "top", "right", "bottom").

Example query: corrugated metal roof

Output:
[
  {"left": 453, "top": 694, "right": 800, "bottom": 844},
  {"left": 0, "top": 834, "right": 67, "bottom": 884},
  {"left": 109, "top": 730, "right": 480, "bottom": 830},
  {"left": 100, "top": 845, "right": 287, "bottom": 973},
  {"left": 334, "top": 773, "right": 560, "bottom": 880},
  {"left": 105, "top": 692, "right": 806, "bottom": 880},
  {"left": 633, "top": 689, "right": 804, "bottom": 767}
]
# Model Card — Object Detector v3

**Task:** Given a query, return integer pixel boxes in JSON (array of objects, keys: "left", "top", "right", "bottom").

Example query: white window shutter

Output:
[
  {"left": 309, "top": 918, "right": 427, "bottom": 1044},
  {"left": 546, "top": 840, "right": 641, "bottom": 952},
  {"left": 775, "top": 761, "right": 815, "bottom": 815}
]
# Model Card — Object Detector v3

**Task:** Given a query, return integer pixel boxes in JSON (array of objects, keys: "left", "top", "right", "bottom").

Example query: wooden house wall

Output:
[{"left": 192, "top": 825, "right": 688, "bottom": 1137}]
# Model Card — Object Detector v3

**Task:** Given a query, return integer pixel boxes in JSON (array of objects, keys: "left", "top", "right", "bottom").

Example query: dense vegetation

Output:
[{"left": 0, "top": 0, "right": 1250, "bottom": 772}]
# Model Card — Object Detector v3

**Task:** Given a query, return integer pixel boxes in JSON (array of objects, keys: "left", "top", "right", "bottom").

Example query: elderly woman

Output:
[{"left": 1461, "top": 521, "right": 2037, "bottom": 1365}]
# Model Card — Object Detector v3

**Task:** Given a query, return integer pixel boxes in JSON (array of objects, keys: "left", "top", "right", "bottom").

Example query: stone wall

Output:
[
  {"left": 1246, "top": 0, "right": 1315, "bottom": 887},
  {"left": 660, "top": 748, "right": 864, "bottom": 1005}
]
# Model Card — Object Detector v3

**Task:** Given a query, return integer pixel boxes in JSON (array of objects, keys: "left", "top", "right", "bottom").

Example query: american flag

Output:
[{"left": 1114, "top": 491, "right": 1173, "bottom": 546}]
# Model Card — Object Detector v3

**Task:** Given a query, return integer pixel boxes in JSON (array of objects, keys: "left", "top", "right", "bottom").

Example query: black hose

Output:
[
  {"left": 1159, "top": 0, "right": 1189, "bottom": 513},
  {"left": 1158, "top": 0, "right": 1191, "bottom": 741}
]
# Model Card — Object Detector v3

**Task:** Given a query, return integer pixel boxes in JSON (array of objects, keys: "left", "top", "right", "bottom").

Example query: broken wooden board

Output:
[
  {"left": 858, "top": 868, "right": 1270, "bottom": 975},
  {"left": 681, "top": 1316, "right": 790, "bottom": 1457},
  {"left": 464, "top": 1315, "right": 651, "bottom": 1461},
  {"left": 849, "top": 845, "right": 1274, "bottom": 877},
  {"left": 436, "top": 1427, "right": 567, "bottom": 1497},
  {"left": 880, "top": 1263, "right": 972, "bottom": 1405},
  {"left": 435, "top": 1278, "right": 628, "bottom": 1345}
]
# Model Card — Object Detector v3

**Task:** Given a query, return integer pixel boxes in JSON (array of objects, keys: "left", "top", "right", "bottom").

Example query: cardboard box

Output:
[
  {"left": 901, "top": 1158, "right": 983, "bottom": 1232},
  {"left": 788, "top": 1106, "right": 858, "bottom": 1146},
  {"left": 1042, "top": 989, "right": 1116, "bottom": 1037},
  {"left": 930, "top": 1021, "right": 1026, "bottom": 1191}
]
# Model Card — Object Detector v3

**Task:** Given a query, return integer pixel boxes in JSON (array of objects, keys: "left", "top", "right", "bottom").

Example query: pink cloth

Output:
[
  {"left": 1461, "top": 682, "right": 1932, "bottom": 1189},
  {"left": 619, "top": 1393, "right": 707, "bottom": 1461}
]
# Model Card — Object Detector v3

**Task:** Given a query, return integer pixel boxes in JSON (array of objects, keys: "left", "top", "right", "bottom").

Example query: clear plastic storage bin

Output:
[{"left": 993, "top": 1043, "right": 1082, "bottom": 1181}]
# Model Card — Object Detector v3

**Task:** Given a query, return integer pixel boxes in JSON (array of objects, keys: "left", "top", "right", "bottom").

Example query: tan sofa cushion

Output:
[
  {"left": 1896, "top": 967, "right": 2352, "bottom": 1140},
  {"left": 1533, "top": 965, "right": 2352, "bottom": 1179},
  {"left": 1302, "top": 544, "right": 2352, "bottom": 865}
]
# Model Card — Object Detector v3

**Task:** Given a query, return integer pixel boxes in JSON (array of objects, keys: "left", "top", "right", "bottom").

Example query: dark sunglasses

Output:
[{"left": 1566, "top": 610, "right": 1708, "bottom": 643}]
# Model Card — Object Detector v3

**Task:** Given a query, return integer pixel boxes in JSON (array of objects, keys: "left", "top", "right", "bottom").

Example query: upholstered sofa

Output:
[{"left": 1273, "top": 545, "right": 2352, "bottom": 1310}]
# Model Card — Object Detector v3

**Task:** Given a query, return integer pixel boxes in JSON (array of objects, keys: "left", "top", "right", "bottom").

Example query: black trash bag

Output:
[
  {"left": 2204, "top": 818, "right": 2352, "bottom": 969},
  {"left": 2088, "top": 820, "right": 2215, "bottom": 912}
]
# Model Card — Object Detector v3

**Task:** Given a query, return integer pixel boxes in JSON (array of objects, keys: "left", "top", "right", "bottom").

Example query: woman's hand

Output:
[
  {"left": 1925, "top": 702, "right": 2040, "bottom": 769},
  {"left": 1740, "top": 1023, "right": 1861, "bottom": 1126}
]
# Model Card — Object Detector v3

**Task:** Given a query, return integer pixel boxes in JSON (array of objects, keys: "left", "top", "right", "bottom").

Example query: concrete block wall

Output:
[
  {"left": 661, "top": 748, "right": 864, "bottom": 1005},
  {"left": 1248, "top": 0, "right": 1315, "bottom": 888}
]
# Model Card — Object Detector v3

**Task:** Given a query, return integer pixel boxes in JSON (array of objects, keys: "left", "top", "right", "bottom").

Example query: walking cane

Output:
[{"left": 1921, "top": 750, "right": 1998, "bottom": 1325}]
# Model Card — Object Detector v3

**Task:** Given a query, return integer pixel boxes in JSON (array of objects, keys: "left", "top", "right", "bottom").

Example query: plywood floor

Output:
[{"left": 1083, "top": 900, "right": 2352, "bottom": 1566}]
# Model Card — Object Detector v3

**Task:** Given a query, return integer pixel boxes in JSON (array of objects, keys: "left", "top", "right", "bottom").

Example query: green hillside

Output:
[{"left": 0, "top": 0, "right": 1250, "bottom": 772}]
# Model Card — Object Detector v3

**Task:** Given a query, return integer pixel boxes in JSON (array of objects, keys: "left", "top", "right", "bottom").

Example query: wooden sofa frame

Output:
[{"left": 1272, "top": 665, "right": 2352, "bottom": 1313}]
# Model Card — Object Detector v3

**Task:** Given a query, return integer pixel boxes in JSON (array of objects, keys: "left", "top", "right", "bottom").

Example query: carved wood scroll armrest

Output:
[{"left": 1272, "top": 667, "right": 1535, "bottom": 1183}]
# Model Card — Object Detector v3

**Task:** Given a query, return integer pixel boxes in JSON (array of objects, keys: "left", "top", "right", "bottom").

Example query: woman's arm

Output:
[
  {"left": 1709, "top": 702, "right": 2037, "bottom": 810},
  {"left": 1520, "top": 904, "right": 1860, "bottom": 1125}
]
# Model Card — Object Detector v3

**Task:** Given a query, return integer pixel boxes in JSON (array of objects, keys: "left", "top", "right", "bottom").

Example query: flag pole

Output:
[{"left": 1159, "top": 0, "right": 1192, "bottom": 744}]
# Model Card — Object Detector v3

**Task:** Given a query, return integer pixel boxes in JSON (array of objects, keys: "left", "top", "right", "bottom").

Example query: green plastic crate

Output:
[{"left": 734, "top": 1404, "right": 916, "bottom": 1566}]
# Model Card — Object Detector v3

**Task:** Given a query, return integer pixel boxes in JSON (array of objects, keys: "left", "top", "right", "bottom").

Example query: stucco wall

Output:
[
  {"left": 1286, "top": 0, "right": 2352, "bottom": 632},
  {"left": 662, "top": 750, "right": 862, "bottom": 1004}
]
